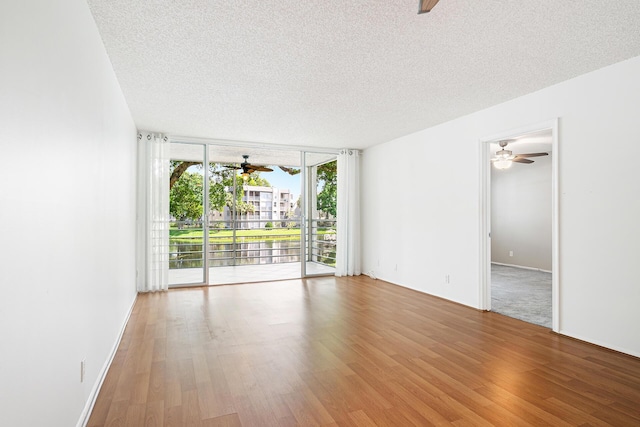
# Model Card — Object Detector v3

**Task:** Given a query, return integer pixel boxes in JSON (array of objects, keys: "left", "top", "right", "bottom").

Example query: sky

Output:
[{"left": 263, "top": 166, "right": 300, "bottom": 194}]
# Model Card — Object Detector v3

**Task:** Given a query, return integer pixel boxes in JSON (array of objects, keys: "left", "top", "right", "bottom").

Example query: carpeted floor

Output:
[{"left": 491, "top": 264, "right": 552, "bottom": 328}]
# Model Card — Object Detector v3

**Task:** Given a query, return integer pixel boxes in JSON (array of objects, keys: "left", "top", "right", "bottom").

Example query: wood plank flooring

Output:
[{"left": 87, "top": 276, "right": 640, "bottom": 426}]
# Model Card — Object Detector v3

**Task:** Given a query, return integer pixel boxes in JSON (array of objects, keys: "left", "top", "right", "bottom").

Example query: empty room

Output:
[{"left": 2, "top": 1, "right": 640, "bottom": 426}]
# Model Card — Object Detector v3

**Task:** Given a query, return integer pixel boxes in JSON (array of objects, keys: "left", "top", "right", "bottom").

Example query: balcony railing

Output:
[
  {"left": 309, "top": 219, "right": 336, "bottom": 266},
  {"left": 168, "top": 218, "right": 336, "bottom": 270},
  {"left": 208, "top": 219, "right": 302, "bottom": 267}
]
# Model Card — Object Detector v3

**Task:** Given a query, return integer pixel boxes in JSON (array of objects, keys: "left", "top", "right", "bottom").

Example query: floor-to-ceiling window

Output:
[{"left": 167, "top": 141, "right": 337, "bottom": 286}]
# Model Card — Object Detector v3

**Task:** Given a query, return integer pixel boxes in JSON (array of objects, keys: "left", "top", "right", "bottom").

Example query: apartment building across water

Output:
[{"left": 223, "top": 185, "right": 298, "bottom": 229}]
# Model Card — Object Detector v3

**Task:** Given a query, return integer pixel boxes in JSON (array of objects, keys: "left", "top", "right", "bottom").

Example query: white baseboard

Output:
[
  {"left": 557, "top": 329, "right": 640, "bottom": 359},
  {"left": 491, "top": 261, "right": 551, "bottom": 274},
  {"left": 76, "top": 293, "right": 138, "bottom": 427}
]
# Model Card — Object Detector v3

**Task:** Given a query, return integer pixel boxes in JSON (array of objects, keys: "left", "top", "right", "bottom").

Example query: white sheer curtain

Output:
[
  {"left": 136, "top": 132, "right": 170, "bottom": 292},
  {"left": 335, "top": 149, "right": 361, "bottom": 276}
]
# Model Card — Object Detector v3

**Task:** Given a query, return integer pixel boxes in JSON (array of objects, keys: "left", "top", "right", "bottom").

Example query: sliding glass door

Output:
[
  {"left": 166, "top": 141, "right": 338, "bottom": 286},
  {"left": 205, "top": 145, "right": 304, "bottom": 284},
  {"left": 206, "top": 163, "right": 301, "bottom": 271},
  {"left": 302, "top": 152, "right": 337, "bottom": 277}
]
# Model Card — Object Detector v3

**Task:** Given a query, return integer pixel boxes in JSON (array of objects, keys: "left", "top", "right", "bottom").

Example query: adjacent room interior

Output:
[
  {"left": 490, "top": 130, "right": 553, "bottom": 328},
  {"left": 2, "top": 1, "right": 640, "bottom": 426}
]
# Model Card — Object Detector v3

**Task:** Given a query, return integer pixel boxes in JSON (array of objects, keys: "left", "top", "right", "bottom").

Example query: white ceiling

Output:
[{"left": 88, "top": 1, "right": 640, "bottom": 150}]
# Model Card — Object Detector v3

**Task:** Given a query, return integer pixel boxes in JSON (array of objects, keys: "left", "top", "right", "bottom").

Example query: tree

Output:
[
  {"left": 316, "top": 160, "right": 337, "bottom": 217},
  {"left": 169, "top": 159, "right": 336, "bottom": 225},
  {"left": 170, "top": 171, "right": 203, "bottom": 224},
  {"left": 209, "top": 167, "right": 240, "bottom": 212},
  {"left": 209, "top": 181, "right": 227, "bottom": 212},
  {"left": 170, "top": 163, "right": 276, "bottom": 227},
  {"left": 278, "top": 166, "right": 300, "bottom": 176},
  {"left": 273, "top": 161, "right": 336, "bottom": 217},
  {"left": 169, "top": 161, "right": 281, "bottom": 222},
  {"left": 206, "top": 166, "right": 265, "bottom": 218},
  {"left": 246, "top": 172, "right": 271, "bottom": 187},
  {"left": 284, "top": 209, "right": 299, "bottom": 229},
  {"left": 224, "top": 192, "right": 255, "bottom": 215},
  {"left": 170, "top": 161, "right": 200, "bottom": 189},
  {"left": 203, "top": 165, "right": 245, "bottom": 211}
]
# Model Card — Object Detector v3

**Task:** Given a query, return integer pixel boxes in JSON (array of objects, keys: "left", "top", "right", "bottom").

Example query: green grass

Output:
[{"left": 170, "top": 227, "right": 335, "bottom": 243}]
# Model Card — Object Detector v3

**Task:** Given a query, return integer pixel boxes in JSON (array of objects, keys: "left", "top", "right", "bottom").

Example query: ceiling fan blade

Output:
[
  {"left": 418, "top": 0, "right": 440, "bottom": 14},
  {"left": 237, "top": 154, "right": 273, "bottom": 174},
  {"left": 224, "top": 165, "right": 241, "bottom": 170},
  {"left": 516, "top": 152, "right": 548, "bottom": 158},
  {"left": 512, "top": 157, "right": 534, "bottom": 164}
]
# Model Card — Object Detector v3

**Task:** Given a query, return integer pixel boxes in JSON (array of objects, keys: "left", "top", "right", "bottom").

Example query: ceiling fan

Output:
[
  {"left": 491, "top": 140, "right": 548, "bottom": 170},
  {"left": 225, "top": 155, "right": 273, "bottom": 177},
  {"left": 418, "top": 0, "right": 440, "bottom": 14}
]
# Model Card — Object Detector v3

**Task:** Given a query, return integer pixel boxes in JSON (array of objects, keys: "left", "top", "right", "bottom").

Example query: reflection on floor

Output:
[
  {"left": 169, "top": 261, "right": 335, "bottom": 286},
  {"left": 491, "top": 263, "right": 552, "bottom": 328}
]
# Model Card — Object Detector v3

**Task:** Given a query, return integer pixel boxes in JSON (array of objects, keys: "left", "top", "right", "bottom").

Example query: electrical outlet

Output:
[
  {"left": 509, "top": 250, "right": 514, "bottom": 257},
  {"left": 445, "top": 274, "right": 450, "bottom": 284},
  {"left": 80, "top": 360, "right": 86, "bottom": 383}
]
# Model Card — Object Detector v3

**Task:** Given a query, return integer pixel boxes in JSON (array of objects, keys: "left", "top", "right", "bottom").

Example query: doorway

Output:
[{"left": 479, "top": 120, "right": 559, "bottom": 332}]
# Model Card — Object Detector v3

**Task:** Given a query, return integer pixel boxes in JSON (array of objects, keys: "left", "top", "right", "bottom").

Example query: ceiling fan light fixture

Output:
[
  {"left": 496, "top": 149, "right": 513, "bottom": 159},
  {"left": 491, "top": 139, "right": 548, "bottom": 169},
  {"left": 494, "top": 159, "right": 512, "bottom": 170},
  {"left": 224, "top": 154, "right": 273, "bottom": 177}
]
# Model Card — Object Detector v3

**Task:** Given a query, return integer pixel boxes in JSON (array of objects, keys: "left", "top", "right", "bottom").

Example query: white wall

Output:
[
  {"left": 362, "top": 55, "right": 640, "bottom": 357},
  {"left": 491, "top": 155, "right": 552, "bottom": 271},
  {"left": 0, "top": 1, "right": 137, "bottom": 426}
]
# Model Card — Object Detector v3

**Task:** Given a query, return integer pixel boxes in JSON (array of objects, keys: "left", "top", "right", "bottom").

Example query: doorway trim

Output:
[{"left": 479, "top": 119, "right": 559, "bottom": 332}]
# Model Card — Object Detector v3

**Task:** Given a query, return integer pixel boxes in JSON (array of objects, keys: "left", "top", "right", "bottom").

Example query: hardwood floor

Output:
[{"left": 87, "top": 276, "right": 640, "bottom": 426}]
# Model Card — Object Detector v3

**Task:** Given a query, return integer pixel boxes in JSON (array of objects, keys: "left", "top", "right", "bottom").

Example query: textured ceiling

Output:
[{"left": 88, "top": 0, "right": 640, "bottom": 150}]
